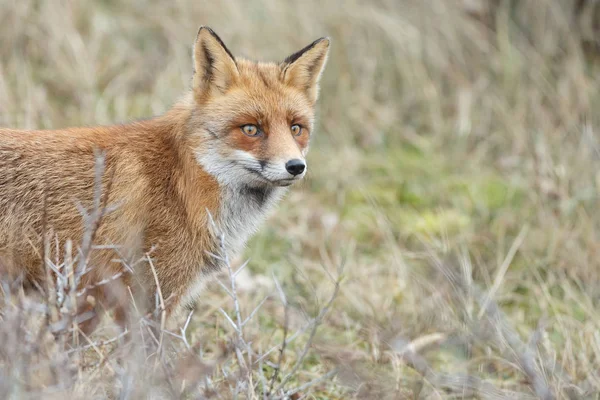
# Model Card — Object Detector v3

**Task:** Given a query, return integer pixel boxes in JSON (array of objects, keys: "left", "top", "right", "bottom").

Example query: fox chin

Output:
[{"left": 0, "top": 26, "right": 330, "bottom": 333}]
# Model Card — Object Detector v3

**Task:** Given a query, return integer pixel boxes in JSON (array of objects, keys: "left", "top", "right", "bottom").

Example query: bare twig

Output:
[
  {"left": 478, "top": 225, "right": 529, "bottom": 319},
  {"left": 267, "top": 275, "right": 289, "bottom": 396},
  {"left": 147, "top": 253, "right": 167, "bottom": 361},
  {"left": 271, "top": 264, "right": 343, "bottom": 396},
  {"left": 273, "top": 369, "right": 338, "bottom": 400}
]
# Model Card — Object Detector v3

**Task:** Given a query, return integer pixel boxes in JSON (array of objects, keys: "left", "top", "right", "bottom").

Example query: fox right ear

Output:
[
  {"left": 192, "top": 27, "right": 239, "bottom": 100},
  {"left": 281, "top": 37, "right": 330, "bottom": 104}
]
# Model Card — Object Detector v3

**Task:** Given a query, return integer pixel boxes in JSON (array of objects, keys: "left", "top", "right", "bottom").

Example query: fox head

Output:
[{"left": 188, "top": 27, "right": 330, "bottom": 188}]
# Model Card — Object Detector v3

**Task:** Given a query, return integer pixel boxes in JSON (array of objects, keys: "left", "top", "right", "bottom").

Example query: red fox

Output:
[{"left": 0, "top": 27, "right": 330, "bottom": 332}]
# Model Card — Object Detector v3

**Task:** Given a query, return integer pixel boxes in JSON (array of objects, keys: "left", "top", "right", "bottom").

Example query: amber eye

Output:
[
  {"left": 241, "top": 124, "right": 260, "bottom": 137},
  {"left": 291, "top": 124, "right": 302, "bottom": 136}
]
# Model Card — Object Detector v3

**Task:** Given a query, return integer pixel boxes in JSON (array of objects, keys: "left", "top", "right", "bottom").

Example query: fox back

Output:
[{"left": 0, "top": 27, "right": 330, "bottom": 331}]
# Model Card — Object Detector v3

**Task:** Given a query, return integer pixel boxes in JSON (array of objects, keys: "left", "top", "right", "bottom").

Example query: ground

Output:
[{"left": 1, "top": 0, "right": 599, "bottom": 398}]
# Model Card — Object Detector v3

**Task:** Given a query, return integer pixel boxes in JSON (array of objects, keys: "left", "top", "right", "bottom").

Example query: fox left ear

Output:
[
  {"left": 192, "top": 26, "right": 239, "bottom": 101},
  {"left": 281, "top": 37, "right": 330, "bottom": 104}
]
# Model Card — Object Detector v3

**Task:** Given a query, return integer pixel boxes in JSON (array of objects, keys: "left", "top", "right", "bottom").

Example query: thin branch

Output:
[
  {"left": 273, "top": 369, "right": 338, "bottom": 400},
  {"left": 147, "top": 253, "right": 167, "bottom": 362},
  {"left": 271, "top": 268, "right": 343, "bottom": 395}
]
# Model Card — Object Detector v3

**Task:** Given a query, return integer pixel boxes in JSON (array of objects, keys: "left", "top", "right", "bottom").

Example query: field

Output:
[{"left": 1, "top": 0, "right": 600, "bottom": 398}]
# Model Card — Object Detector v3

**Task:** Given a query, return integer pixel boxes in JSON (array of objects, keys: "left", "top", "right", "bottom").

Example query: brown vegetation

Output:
[{"left": 1, "top": 0, "right": 600, "bottom": 398}]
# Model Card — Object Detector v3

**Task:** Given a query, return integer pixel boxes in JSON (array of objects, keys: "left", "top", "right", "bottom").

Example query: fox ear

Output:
[
  {"left": 281, "top": 37, "right": 330, "bottom": 104},
  {"left": 192, "top": 26, "right": 239, "bottom": 100}
]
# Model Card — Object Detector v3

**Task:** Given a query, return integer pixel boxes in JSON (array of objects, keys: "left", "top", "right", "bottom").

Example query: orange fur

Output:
[{"left": 0, "top": 27, "right": 329, "bottom": 332}]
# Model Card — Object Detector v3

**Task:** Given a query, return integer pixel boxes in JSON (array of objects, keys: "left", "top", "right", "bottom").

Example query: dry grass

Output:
[{"left": 1, "top": 0, "right": 600, "bottom": 398}]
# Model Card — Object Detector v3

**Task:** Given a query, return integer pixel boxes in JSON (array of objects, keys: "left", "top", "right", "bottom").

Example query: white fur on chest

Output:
[
  {"left": 216, "top": 184, "right": 286, "bottom": 256},
  {"left": 181, "top": 183, "right": 285, "bottom": 308}
]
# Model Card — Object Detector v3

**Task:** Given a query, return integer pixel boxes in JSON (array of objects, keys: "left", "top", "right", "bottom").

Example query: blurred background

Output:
[{"left": 1, "top": 0, "right": 600, "bottom": 398}]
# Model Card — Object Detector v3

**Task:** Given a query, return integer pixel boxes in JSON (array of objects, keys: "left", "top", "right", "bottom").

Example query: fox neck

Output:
[{"left": 217, "top": 184, "right": 287, "bottom": 256}]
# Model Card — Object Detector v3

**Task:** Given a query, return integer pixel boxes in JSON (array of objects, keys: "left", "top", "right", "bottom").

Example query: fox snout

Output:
[
  {"left": 285, "top": 159, "right": 306, "bottom": 176},
  {"left": 260, "top": 157, "right": 307, "bottom": 186}
]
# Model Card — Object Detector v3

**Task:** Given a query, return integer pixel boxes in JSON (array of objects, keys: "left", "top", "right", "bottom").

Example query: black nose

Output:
[{"left": 285, "top": 159, "right": 306, "bottom": 176}]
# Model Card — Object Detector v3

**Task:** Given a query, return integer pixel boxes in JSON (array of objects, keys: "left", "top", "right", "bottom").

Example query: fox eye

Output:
[
  {"left": 291, "top": 124, "right": 302, "bottom": 136},
  {"left": 241, "top": 124, "right": 260, "bottom": 137}
]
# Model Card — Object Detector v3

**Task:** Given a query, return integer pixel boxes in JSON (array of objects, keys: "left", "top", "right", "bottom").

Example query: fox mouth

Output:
[
  {"left": 272, "top": 179, "right": 295, "bottom": 187},
  {"left": 242, "top": 167, "right": 299, "bottom": 187}
]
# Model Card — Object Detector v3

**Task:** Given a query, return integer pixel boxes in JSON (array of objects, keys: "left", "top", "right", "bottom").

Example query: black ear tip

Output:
[
  {"left": 312, "top": 37, "right": 331, "bottom": 49},
  {"left": 318, "top": 37, "right": 331, "bottom": 46},
  {"left": 196, "top": 26, "right": 220, "bottom": 40}
]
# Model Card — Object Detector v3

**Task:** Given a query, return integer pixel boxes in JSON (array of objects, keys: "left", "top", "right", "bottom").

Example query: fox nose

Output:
[{"left": 285, "top": 159, "right": 306, "bottom": 176}]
